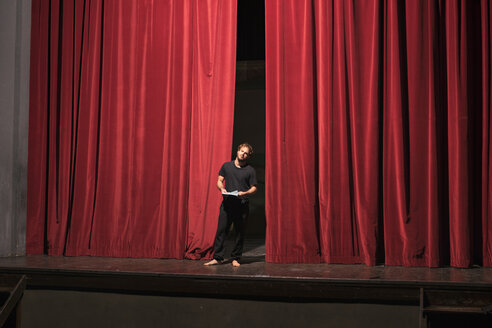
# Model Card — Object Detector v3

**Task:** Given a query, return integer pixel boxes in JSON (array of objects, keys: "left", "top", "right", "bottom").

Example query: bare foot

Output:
[
  {"left": 232, "top": 260, "right": 241, "bottom": 267},
  {"left": 204, "top": 259, "right": 220, "bottom": 266}
]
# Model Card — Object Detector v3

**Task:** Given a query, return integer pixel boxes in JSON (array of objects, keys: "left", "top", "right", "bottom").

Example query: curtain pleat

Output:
[
  {"left": 26, "top": 0, "right": 237, "bottom": 259},
  {"left": 28, "top": 0, "right": 492, "bottom": 267},
  {"left": 265, "top": 0, "right": 320, "bottom": 263},
  {"left": 265, "top": 0, "right": 491, "bottom": 267},
  {"left": 482, "top": 0, "right": 492, "bottom": 266}
]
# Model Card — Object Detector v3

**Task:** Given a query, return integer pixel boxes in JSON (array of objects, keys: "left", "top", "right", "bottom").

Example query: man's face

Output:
[{"left": 237, "top": 147, "right": 251, "bottom": 162}]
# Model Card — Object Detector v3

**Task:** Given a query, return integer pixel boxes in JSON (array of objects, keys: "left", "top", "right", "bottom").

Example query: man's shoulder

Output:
[
  {"left": 219, "top": 161, "right": 234, "bottom": 173},
  {"left": 221, "top": 161, "right": 234, "bottom": 168}
]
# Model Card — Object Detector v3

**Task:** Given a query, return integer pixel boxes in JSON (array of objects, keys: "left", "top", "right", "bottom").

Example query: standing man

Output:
[{"left": 204, "top": 143, "right": 257, "bottom": 267}]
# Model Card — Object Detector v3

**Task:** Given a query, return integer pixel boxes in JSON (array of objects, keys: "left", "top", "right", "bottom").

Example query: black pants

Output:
[{"left": 212, "top": 197, "right": 249, "bottom": 261}]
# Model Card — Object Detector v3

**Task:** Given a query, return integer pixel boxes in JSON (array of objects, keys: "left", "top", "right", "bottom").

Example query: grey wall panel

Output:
[{"left": 0, "top": 0, "right": 31, "bottom": 256}]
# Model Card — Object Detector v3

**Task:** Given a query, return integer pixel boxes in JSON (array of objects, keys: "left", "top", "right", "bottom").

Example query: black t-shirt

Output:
[{"left": 219, "top": 161, "right": 257, "bottom": 193}]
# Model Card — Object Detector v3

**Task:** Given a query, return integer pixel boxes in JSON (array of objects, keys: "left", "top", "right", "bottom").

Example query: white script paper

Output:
[{"left": 222, "top": 190, "right": 239, "bottom": 197}]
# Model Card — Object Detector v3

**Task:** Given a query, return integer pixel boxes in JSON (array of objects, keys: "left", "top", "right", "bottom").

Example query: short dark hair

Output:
[{"left": 237, "top": 142, "right": 253, "bottom": 155}]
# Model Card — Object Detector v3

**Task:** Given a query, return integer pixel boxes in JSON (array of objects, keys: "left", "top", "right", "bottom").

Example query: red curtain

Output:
[
  {"left": 265, "top": 0, "right": 492, "bottom": 267},
  {"left": 27, "top": 0, "right": 237, "bottom": 259},
  {"left": 482, "top": 0, "right": 492, "bottom": 266}
]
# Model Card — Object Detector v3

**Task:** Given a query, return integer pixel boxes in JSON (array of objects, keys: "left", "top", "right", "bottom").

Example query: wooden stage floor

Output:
[
  {"left": 1, "top": 239, "right": 492, "bottom": 322},
  {"left": 1, "top": 252, "right": 492, "bottom": 290},
  {"left": 2, "top": 240, "right": 492, "bottom": 327}
]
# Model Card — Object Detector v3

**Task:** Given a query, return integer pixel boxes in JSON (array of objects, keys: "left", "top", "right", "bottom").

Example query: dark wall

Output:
[
  {"left": 233, "top": 0, "right": 266, "bottom": 238},
  {"left": 0, "top": 0, "right": 31, "bottom": 257},
  {"left": 236, "top": 0, "right": 265, "bottom": 61},
  {"left": 233, "top": 61, "right": 265, "bottom": 237},
  {"left": 21, "top": 289, "right": 421, "bottom": 328}
]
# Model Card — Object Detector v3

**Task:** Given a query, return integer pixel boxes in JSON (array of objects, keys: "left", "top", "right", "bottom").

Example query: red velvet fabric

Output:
[
  {"left": 482, "top": 0, "right": 492, "bottom": 266},
  {"left": 27, "top": 0, "right": 237, "bottom": 259},
  {"left": 265, "top": 0, "right": 492, "bottom": 267}
]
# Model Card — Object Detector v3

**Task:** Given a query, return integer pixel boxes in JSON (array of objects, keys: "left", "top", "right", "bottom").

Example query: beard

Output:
[{"left": 237, "top": 156, "right": 247, "bottom": 164}]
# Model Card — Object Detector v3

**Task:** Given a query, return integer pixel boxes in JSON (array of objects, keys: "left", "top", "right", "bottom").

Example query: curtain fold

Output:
[
  {"left": 265, "top": 0, "right": 320, "bottom": 263},
  {"left": 185, "top": 0, "right": 237, "bottom": 259},
  {"left": 314, "top": 0, "right": 381, "bottom": 265},
  {"left": 482, "top": 0, "right": 492, "bottom": 266},
  {"left": 26, "top": 0, "right": 237, "bottom": 259},
  {"left": 265, "top": 0, "right": 491, "bottom": 267}
]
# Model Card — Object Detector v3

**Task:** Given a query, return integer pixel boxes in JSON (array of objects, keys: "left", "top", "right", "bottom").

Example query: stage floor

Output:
[
  {"left": 0, "top": 240, "right": 492, "bottom": 297},
  {"left": 1, "top": 239, "right": 492, "bottom": 310},
  {"left": 3, "top": 240, "right": 492, "bottom": 328},
  {"left": 1, "top": 240, "right": 491, "bottom": 288}
]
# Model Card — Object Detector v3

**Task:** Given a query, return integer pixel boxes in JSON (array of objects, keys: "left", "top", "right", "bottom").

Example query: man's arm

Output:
[
  {"left": 217, "top": 175, "right": 227, "bottom": 193},
  {"left": 238, "top": 185, "right": 257, "bottom": 197}
]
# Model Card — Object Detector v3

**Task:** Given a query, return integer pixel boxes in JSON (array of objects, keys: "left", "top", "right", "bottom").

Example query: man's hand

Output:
[{"left": 238, "top": 186, "right": 257, "bottom": 198}]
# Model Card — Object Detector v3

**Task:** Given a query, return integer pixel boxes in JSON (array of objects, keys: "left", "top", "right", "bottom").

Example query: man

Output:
[{"left": 204, "top": 143, "right": 257, "bottom": 267}]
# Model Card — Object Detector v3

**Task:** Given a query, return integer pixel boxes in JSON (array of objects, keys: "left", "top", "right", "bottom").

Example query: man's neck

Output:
[{"left": 234, "top": 158, "right": 247, "bottom": 168}]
